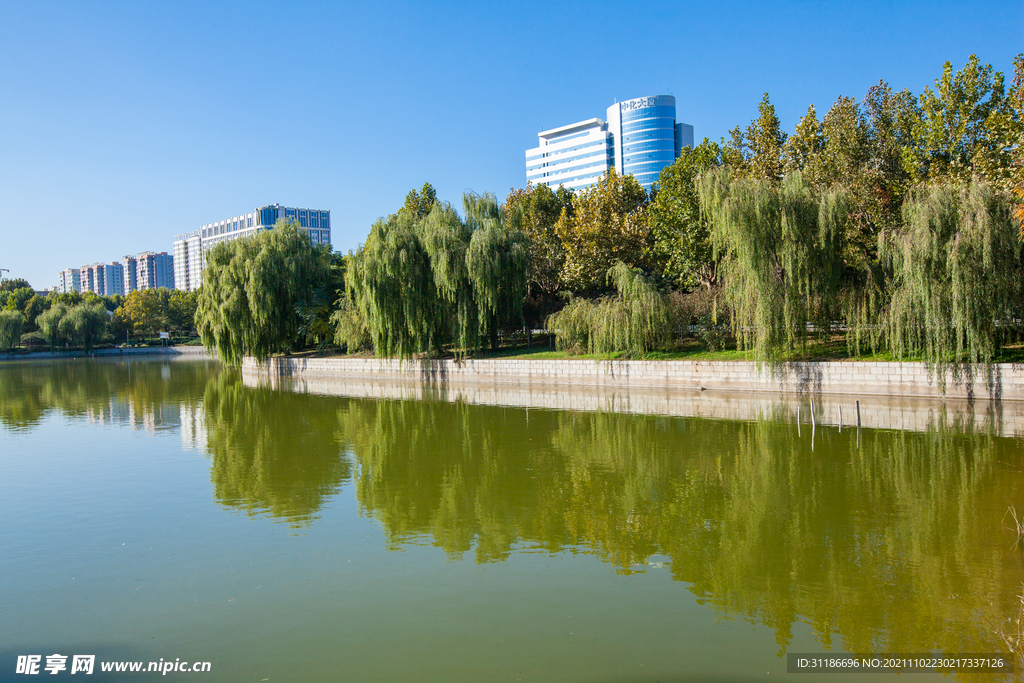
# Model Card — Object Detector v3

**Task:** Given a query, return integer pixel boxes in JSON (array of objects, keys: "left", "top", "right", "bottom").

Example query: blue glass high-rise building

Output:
[
  {"left": 607, "top": 95, "right": 693, "bottom": 189},
  {"left": 525, "top": 95, "right": 693, "bottom": 192}
]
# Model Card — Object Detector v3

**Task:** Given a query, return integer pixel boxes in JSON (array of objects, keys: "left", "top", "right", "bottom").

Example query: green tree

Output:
[
  {"left": 59, "top": 302, "right": 109, "bottom": 352},
  {"left": 168, "top": 289, "right": 200, "bottom": 333},
  {"left": 699, "top": 169, "right": 850, "bottom": 359},
  {"left": 1007, "top": 55, "right": 1024, "bottom": 236},
  {"left": 648, "top": 138, "right": 723, "bottom": 289},
  {"left": 4, "top": 288, "right": 35, "bottom": 315},
  {"left": 464, "top": 193, "right": 528, "bottom": 350},
  {"left": 419, "top": 200, "right": 478, "bottom": 352},
  {"left": 21, "top": 295, "right": 49, "bottom": 333},
  {"left": 547, "top": 262, "right": 669, "bottom": 356},
  {"left": 48, "top": 291, "right": 83, "bottom": 308},
  {"left": 555, "top": 166, "right": 654, "bottom": 292},
  {"left": 0, "top": 310, "right": 23, "bottom": 351},
  {"left": 745, "top": 93, "right": 787, "bottom": 183},
  {"left": 296, "top": 252, "right": 345, "bottom": 348},
  {"left": 35, "top": 304, "right": 68, "bottom": 351},
  {"left": 783, "top": 105, "right": 823, "bottom": 179},
  {"left": 0, "top": 278, "right": 31, "bottom": 293},
  {"left": 345, "top": 187, "right": 530, "bottom": 357},
  {"left": 399, "top": 182, "right": 438, "bottom": 222},
  {"left": 913, "top": 55, "right": 1013, "bottom": 185},
  {"left": 883, "top": 179, "right": 1022, "bottom": 372},
  {"left": 119, "top": 289, "right": 166, "bottom": 338},
  {"left": 503, "top": 183, "right": 574, "bottom": 299},
  {"left": 346, "top": 211, "right": 446, "bottom": 357},
  {"left": 195, "top": 219, "right": 331, "bottom": 365}
]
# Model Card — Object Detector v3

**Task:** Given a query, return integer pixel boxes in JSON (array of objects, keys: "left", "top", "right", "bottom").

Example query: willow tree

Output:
[
  {"left": 464, "top": 192, "right": 528, "bottom": 351},
  {"left": 699, "top": 169, "right": 849, "bottom": 360},
  {"left": 195, "top": 220, "right": 330, "bottom": 365},
  {"left": 547, "top": 262, "right": 669, "bottom": 356},
  {"left": 344, "top": 189, "right": 529, "bottom": 357},
  {"left": 35, "top": 303, "right": 68, "bottom": 351},
  {"left": 345, "top": 212, "right": 448, "bottom": 358},
  {"left": 59, "top": 302, "right": 109, "bottom": 352},
  {"left": 420, "top": 201, "right": 478, "bottom": 352},
  {"left": 0, "top": 310, "right": 23, "bottom": 351},
  {"left": 883, "top": 179, "right": 1022, "bottom": 372}
]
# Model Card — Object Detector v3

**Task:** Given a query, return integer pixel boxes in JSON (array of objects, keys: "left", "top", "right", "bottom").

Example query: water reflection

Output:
[
  {"left": 202, "top": 372, "right": 352, "bottom": 527},
  {"left": 4, "top": 360, "right": 1023, "bottom": 670},
  {"left": 0, "top": 358, "right": 215, "bottom": 434}
]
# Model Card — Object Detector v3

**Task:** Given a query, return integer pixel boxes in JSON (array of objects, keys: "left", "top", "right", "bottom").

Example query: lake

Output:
[{"left": 2, "top": 358, "right": 1022, "bottom": 681}]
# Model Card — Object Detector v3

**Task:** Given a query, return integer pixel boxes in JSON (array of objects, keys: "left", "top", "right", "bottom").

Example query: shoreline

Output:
[
  {"left": 243, "top": 355, "right": 1024, "bottom": 402},
  {"left": 242, "top": 368, "right": 1024, "bottom": 438},
  {"left": 0, "top": 345, "right": 213, "bottom": 361}
]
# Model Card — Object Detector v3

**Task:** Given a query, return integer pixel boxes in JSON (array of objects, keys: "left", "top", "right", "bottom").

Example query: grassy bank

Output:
[{"left": 285, "top": 338, "right": 1024, "bottom": 364}]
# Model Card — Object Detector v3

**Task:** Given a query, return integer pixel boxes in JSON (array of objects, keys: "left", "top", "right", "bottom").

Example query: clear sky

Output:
[{"left": 1, "top": 0, "right": 1020, "bottom": 289}]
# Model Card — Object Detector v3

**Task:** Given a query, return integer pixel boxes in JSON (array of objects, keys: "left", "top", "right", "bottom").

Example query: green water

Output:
[{"left": 2, "top": 358, "right": 1023, "bottom": 682}]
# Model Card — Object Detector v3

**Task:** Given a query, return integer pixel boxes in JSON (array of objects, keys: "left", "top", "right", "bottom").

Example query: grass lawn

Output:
[{"left": 289, "top": 338, "right": 1024, "bottom": 364}]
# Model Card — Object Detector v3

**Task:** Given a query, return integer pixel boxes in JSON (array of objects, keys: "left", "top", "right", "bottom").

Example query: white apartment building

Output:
[
  {"left": 58, "top": 268, "right": 81, "bottom": 294},
  {"left": 173, "top": 231, "right": 204, "bottom": 295},
  {"left": 60, "top": 250, "right": 173, "bottom": 296},
  {"left": 173, "top": 204, "right": 331, "bottom": 292},
  {"left": 136, "top": 252, "right": 174, "bottom": 290},
  {"left": 78, "top": 262, "right": 124, "bottom": 296}
]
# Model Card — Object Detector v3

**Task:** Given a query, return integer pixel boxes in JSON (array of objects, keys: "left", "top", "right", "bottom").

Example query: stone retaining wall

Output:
[{"left": 244, "top": 356, "right": 1024, "bottom": 401}]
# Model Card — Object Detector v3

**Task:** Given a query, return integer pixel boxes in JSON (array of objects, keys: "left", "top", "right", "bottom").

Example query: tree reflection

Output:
[
  {"left": 203, "top": 373, "right": 352, "bottom": 527},
  {"left": 332, "top": 392, "right": 1024, "bottom": 667},
  {"left": 0, "top": 359, "right": 214, "bottom": 432}
]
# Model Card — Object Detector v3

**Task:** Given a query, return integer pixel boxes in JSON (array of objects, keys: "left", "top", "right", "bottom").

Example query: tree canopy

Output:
[
  {"left": 555, "top": 166, "right": 655, "bottom": 292},
  {"left": 343, "top": 188, "right": 528, "bottom": 357},
  {"left": 195, "top": 219, "right": 332, "bottom": 365}
]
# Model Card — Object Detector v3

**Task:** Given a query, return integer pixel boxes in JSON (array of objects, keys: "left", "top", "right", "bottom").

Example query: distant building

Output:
[
  {"left": 526, "top": 94, "right": 694, "bottom": 191},
  {"left": 525, "top": 118, "right": 614, "bottom": 192},
  {"left": 136, "top": 251, "right": 174, "bottom": 290},
  {"left": 57, "top": 268, "right": 81, "bottom": 294},
  {"left": 79, "top": 263, "right": 100, "bottom": 294},
  {"left": 173, "top": 231, "right": 204, "bottom": 295},
  {"left": 103, "top": 262, "right": 125, "bottom": 296},
  {"left": 122, "top": 256, "right": 138, "bottom": 293},
  {"left": 173, "top": 204, "right": 331, "bottom": 292},
  {"left": 77, "top": 262, "right": 123, "bottom": 296}
]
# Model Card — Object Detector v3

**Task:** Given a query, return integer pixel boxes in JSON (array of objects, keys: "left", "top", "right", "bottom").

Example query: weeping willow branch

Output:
[
  {"left": 547, "top": 262, "right": 669, "bottom": 356},
  {"left": 698, "top": 169, "right": 849, "bottom": 361},
  {"left": 344, "top": 191, "right": 528, "bottom": 358},
  {"left": 882, "top": 178, "right": 1022, "bottom": 378}
]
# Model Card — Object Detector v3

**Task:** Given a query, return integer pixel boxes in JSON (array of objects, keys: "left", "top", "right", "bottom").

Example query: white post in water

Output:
[{"left": 810, "top": 397, "right": 816, "bottom": 427}]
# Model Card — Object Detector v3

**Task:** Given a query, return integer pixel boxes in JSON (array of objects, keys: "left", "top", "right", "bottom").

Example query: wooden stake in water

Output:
[
  {"left": 856, "top": 400, "right": 861, "bottom": 427},
  {"left": 839, "top": 405, "right": 843, "bottom": 431},
  {"left": 810, "top": 397, "right": 816, "bottom": 427}
]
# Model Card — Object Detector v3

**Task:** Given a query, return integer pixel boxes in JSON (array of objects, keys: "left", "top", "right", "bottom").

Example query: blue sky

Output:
[{"left": 1, "top": 0, "right": 1021, "bottom": 289}]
